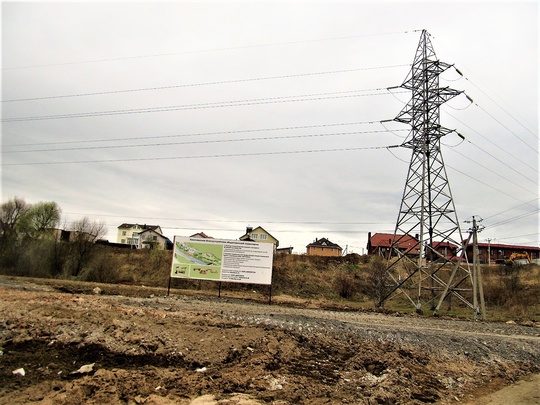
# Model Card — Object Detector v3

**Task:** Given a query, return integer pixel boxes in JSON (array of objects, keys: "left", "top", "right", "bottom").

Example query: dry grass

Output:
[{"left": 1, "top": 244, "right": 538, "bottom": 321}]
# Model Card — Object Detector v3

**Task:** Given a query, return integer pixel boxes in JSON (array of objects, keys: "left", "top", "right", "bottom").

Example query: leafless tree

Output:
[{"left": 68, "top": 217, "right": 106, "bottom": 276}]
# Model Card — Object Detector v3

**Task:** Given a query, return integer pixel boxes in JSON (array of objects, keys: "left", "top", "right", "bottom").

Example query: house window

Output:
[
  {"left": 121, "top": 239, "right": 126, "bottom": 244},
  {"left": 152, "top": 236, "right": 157, "bottom": 241},
  {"left": 260, "top": 234, "right": 267, "bottom": 240},
  {"left": 252, "top": 234, "right": 258, "bottom": 239},
  {"left": 122, "top": 231, "right": 126, "bottom": 236},
  {"left": 133, "top": 232, "right": 139, "bottom": 237}
]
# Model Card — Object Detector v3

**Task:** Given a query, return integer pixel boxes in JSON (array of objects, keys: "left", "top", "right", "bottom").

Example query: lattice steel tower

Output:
[{"left": 379, "top": 30, "right": 477, "bottom": 315}]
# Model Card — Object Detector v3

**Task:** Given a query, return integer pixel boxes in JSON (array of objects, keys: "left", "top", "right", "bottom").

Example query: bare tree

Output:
[
  {"left": 363, "top": 255, "right": 393, "bottom": 306},
  {"left": 68, "top": 217, "right": 106, "bottom": 276}
]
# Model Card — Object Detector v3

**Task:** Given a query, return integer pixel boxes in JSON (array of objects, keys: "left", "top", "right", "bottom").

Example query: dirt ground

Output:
[{"left": 0, "top": 276, "right": 539, "bottom": 405}]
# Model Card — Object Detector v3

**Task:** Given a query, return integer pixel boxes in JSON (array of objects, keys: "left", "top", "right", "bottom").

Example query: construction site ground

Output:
[{"left": 0, "top": 276, "right": 539, "bottom": 405}]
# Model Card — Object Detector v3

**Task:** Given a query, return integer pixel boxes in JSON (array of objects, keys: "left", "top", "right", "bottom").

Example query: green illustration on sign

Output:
[{"left": 172, "top": 240, "right": 223, "bottom": 280}]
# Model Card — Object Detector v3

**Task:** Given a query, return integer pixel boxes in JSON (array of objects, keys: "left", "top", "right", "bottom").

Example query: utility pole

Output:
[
  {"left": 469, "top": 216, "right": 486, "bottom": 320},
  {"left": 485, "top": 238, "right": 495, "bottom": 265},
  {"left": 378, "top": 30, "right": 475, "bottom": 315}
]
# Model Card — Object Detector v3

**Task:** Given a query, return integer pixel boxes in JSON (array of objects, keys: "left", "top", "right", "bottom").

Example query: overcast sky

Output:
[{"left": 2, "top": 1, "right": 538, "bottom": 253}]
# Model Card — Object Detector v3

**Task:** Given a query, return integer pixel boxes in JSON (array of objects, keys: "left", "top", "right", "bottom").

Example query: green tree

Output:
[
  {"left": 19, "top": 201, "right": 62, "bottom": 240},
  {"left": 0, "top": 197, "right": 30, "bottom": 246}
]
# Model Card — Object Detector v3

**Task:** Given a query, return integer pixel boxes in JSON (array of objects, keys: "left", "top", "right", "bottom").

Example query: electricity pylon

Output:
[{"left": 378, "top": 30, "right": 475, "bottom": 315}]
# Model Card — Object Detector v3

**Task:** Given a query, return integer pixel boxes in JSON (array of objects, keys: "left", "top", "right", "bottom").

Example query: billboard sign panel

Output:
[{"left": 170, "top": 236, "right": 274, "bottom": 285}]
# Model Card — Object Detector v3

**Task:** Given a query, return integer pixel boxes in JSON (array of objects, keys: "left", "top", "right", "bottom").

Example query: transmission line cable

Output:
[
  {"left": 430, "top": 35, "right": 538, "bottom": 139},
  {"left": 2, "top": 65, "right": 409, "bottom": 103},
  {"left": 445, "top": 110, "right": 539, "bottom": 174},
  {"left": 3, "top": 120, "right": 383, "bottom": 147},
  {"left": 484, "top": 209, "right": 540, "bottom": 230},
  {"left": 3, "top": 30, "right": 419, "bottom": 70},
  {"left": 2, "top": 88, "right": 406, "bottom": 123},
  {"left": 2, "top": 144, "right": 400, "bottom": 166},
  {"left": 446, "top": 163, "right": 536, "bottom": 205},
  {"left": 3, "top": 129, "right": 406, "bottom": 154},
  {"left": 446, "top": 144, "right": 538, "bottom": 188},
  {"left": 482, "top": 198, "right": 539, "bottom": 221},
  {"left": 472, "top": 102, "right": 538, "bottom": 153}
]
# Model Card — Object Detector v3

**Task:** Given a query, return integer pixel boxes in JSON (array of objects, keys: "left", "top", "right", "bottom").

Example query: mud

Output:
[{"left": 0, "top": 276, "right": 538, "bottom": 404}]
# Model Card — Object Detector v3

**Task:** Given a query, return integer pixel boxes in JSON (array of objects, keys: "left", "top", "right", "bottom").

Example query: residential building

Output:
[
  {"left": 367, "top": 232, "right": 461, "bottom": 260},
  {"left": 306, "top": 237, "right": 342, "bottom": 257},
  {"left": 190, "top": 232, "right": 214, "bottom": 239},
  {"left": 239, "top": 226, "right": 279, "bottom": 249},
  {"left": 276, "top": 246, "right": 294, "bottom": 255},
  {"left": 117, "top": 223, "right": 163, "bottom": 247},
  {"left": 466, "top": 242, "right": 540, "bottom": 264},
  {"left": 367, "top": 232, "right": 420, "bottom": 257},
  {"left": 138, "top": 228, "right": 172, "bottom": 250}
]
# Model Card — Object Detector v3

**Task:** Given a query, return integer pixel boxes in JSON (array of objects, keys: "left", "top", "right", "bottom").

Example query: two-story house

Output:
[
  {"left": 239, "top": 226, "right": 279, "bottom": 249},
  {"left": 117, "top": 223, "right": 163, "bottom": 247},
  {"left": 138, "top": 228, "right": 172, "bottom": 250},
  {"left": 306, "top": 237, "right": 342, "bottom": 257}
]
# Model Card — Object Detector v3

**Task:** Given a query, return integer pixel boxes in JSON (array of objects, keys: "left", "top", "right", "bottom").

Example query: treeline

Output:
[{"left": 0, "top": 197, "right": 107, "bottom": 278}]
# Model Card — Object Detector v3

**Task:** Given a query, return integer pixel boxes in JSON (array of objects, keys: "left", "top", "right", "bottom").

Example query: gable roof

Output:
[
  {"left": 118, "top": 223, "right": 161, "bottom": 231},
  {"left": 368, "top": 232, "right": 420, "bottom": 254},
  {"left": 306, "top": 237, "right": 342, "bottom": 250},
  {"left": 239, "top": 226, "right": 277, "bottom": 241},
  {"left": 190, "top": 232, "right": 213, "bottom": 239},
  {"left": 474, "top": 242, "right": 540, "bottom": 252}
]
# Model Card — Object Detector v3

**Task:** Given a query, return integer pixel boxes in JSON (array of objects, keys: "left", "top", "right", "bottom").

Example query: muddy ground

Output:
[{"left": 0, "top": 276, "right": 539, "bottom": 404}]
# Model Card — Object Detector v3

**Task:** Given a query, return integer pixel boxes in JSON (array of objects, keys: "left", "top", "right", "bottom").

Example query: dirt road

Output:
[{"left": 0, "top": 276, "right": 538, "bottom": 404}]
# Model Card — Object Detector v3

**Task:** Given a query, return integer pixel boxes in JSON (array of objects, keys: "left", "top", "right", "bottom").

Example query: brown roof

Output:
[
  {"left": 190, "top": 232, "right": 213, "bottom": 239},
  {"left": 369, "top": 233, "right": 419, "bottom": 250},
  {"left": 306, "top": 237, "right": 342, "bottom": 250},
  {"left": 118, "top": 223, "right": 160, "bottom": 231}
]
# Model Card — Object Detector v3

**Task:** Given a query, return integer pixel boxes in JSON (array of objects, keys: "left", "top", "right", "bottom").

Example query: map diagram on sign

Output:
[{"left": 172, "top": 240, "right": 223, "bottom": 280}]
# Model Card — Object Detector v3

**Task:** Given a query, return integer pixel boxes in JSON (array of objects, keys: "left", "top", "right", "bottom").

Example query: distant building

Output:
[
  {"left": 239, "top": 226, "right": 279, "bottom": 249},
  {"left": 367, "top": 232, "right": 420, "bottom": 258},
  {"left": 306, "top": 237, "right": 342, "bottom": 257},
  {"left": 117, "top": 223, "right": 163, "bottom": 247},
  {"left": 367, "top": 232, "right": 460, "bottom": 260},
  {"left": 190, "top": 232, "right": 214, "bottom": 239},
  {"left": 138, "top": 228, "right": 172, "bottom": 250},
  {"left": 466, "top": 242, "right": 540, "bottom": 264},
  {"left": 276, "top": 246, "right": 294, "bottom": 255}
]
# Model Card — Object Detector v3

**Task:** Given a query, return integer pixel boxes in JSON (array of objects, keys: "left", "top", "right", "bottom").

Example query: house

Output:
[
  {"left": 117, "top": 223, "right": 163, "bottom": 247},
  {"left": 138, "top": 228, "right": 172, "bottom": 250},
  {"left": 239, "top": 226, "right": 279, "bottom": 249},
  {"left": 465, "top": 242, "right": 540, "bottom": 264},
  {"left": 190, "top": 232, "right": 214, "bottom": 239},
  {"left": 306, "top": 237, "right": 342, "bottom": 257},
  {"left": 276, "top": 246, "right": 294, "bottom": 255},
  {"left": 367, "top": 232, "right": 420, "bottom": 257}
]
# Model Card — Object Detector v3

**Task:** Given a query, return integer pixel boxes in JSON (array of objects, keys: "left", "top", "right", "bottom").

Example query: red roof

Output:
[{"left": 369, "top": 233, "right": 419, "bottom": 250}]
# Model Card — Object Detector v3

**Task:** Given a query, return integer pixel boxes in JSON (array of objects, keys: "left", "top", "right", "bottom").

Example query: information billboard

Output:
[{"left": 170, "top": 236, "right": 274, "bottom": 285}]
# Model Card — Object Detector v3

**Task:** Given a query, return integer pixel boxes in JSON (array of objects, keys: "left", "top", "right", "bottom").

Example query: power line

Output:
[
  {"left": 483, "top": 198, "right": 539, "bottom": 221},
  {"left": 64, "top": 212, "right": 393, "bottom": 226},
  {"left": 473, "top": 102, "right": 538, "bottom": 154},
  {"left": 446, "top": 147, "right": 538, "bottom": 190},
  {"left": 445, "top": 110, "right": 539, "bottom": 174},
  {"left": 3, "top": 120, "right": 381, "bottom": 147},
  {"left": 1, "top": 88, "right": 407, "bottom": 123},
  {"left": 484, "top": 209, "right": 540, "bottom": 230},
  {"left": 2, "top": 144, "right": 400, "bottom": 166},
  {"left": 3, "top": 129, "right": 407, "bottom": 154},
  {"left": 3, "top": 30, "right": 419, "bottom": 70},
  {"left": 2, "top": 65, "right": 409, "bottom": 103}
]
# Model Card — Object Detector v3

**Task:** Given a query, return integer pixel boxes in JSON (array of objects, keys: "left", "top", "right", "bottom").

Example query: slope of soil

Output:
[{"left": 0, "top": 276, "right": 538, "bottom": 404}]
